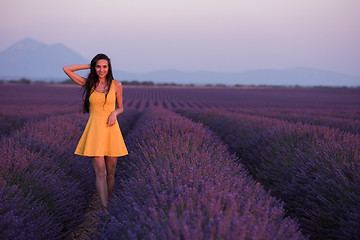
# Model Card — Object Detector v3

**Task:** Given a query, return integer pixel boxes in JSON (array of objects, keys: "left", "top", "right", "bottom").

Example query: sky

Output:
[{"left": 1, "top": 0, "right": 360, "bottom": 75}]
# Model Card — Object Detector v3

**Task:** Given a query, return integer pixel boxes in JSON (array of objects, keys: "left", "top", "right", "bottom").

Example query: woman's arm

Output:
[
  {"left": 107, "top": 80, "right": 124, "bottom": 127},
  {"left": 62, "top": 64, "right": 89, "bottom": 86}
]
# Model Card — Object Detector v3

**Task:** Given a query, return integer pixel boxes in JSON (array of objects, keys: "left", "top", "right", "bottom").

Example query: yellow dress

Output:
[{"left": 75, "top": 80, "right": 128, "bottom": 157}]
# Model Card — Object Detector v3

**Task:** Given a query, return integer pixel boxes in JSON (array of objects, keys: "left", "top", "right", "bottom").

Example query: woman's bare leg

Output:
[
  {"left": 92, "top": 157, "right": 108, "bottom": 208},
  {"left": 105, "top": 157, "right": 117, "bottom": 196}
]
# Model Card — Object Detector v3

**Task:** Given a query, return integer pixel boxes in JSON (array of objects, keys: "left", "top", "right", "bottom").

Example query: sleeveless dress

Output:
[{"left": 75, "top": 80, "right": 128, "bottom": 157}]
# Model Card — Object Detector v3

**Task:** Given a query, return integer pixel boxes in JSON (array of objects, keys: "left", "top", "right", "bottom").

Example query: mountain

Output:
[
  {"left": 1, "top": 38, "right": 359, "bottom": 86},
  {"left": 0, "top": 38, "right": 88, "bottom": 80}
]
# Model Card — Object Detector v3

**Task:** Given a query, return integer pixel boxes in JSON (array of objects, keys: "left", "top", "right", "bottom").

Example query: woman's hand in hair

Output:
[{"left": 62, "top": 64, "right": 90, "bottom": 86}]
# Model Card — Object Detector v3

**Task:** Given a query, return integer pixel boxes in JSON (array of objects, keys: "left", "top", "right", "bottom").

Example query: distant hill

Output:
[
  {"left": 0, "top": 38, "right": 88, "bottom": 80},
  {"left": 1, "top": 38, "right": 359, "bottom": 86}
]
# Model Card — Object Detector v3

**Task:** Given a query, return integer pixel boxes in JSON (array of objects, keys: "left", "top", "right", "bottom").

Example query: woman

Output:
[{"left": 63, "top": 53, "right": 128, "bottom": 211}]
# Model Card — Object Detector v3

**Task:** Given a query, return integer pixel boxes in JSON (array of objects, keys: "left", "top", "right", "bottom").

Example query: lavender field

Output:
[{"left": 1, "top": 83, "right": 359, "bottom": 239}]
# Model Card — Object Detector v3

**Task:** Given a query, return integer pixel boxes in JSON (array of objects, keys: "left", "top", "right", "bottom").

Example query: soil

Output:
[{"left": 64, "top": 194, "right": 102, "bottom": 240}]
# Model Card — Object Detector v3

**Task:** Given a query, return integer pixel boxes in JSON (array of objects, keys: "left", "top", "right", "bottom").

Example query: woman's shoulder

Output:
[
  {"left": 113, "top": 80, "right": 123, "bottom": 93},
  {"left": 112, "top": 79, "right": 122, "bottom": 87}
]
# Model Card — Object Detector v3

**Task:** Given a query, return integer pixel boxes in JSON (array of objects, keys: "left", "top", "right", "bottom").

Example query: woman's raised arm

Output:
[{"left": 62, "top": 64, "right": 90, "bottom": 86}]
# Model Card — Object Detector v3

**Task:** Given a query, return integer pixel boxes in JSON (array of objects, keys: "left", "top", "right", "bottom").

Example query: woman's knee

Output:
[
  {"left": 106, "top": 167, "right": 116, "bottom": 180},
  {"left": 106, "top": 172, "right": 115, "bottom": 182},
  {"left": 92, "top": 157, "right": 107, "bottom": 178},
  {"left": 96, "top": 166, "right": 107, "bottom": 179},
  {"left": 105, "top": 157, "right": 117, "bottom": 176}
]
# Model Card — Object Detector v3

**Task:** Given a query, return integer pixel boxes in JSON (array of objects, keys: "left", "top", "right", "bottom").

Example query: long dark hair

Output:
[{"left": 83, "top": 53, "right": 114, "bottom": 113}]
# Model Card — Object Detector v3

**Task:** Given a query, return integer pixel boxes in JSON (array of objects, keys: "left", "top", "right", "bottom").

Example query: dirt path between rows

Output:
[{"left": 64, "top": 194, "right": 101, "bottom": 240}]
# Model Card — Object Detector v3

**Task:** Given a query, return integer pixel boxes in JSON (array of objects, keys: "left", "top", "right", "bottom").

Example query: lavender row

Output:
[
  {"left": 0, "top": 84, "right": 83, "bottom": 137},
  {"left": 0, "top": 105, "right": 83, "bottom": 137},
  {"left": 225, "top": 107, "right": 360, "bottom": 135},
  {"left": 178, "top": 109, "right": 360, "bottom": 239},
  {"left": 0, "top": 114, "right": 91, "bottom": 239},
  {"left": 95, "top": 107, "right": 305, "bottom": 240},
  {"left": 122, "top": 86, "right": 360, "bottom": 112},
  {"left": 1, "top": 109, "right": 139, "bottom": 239}
]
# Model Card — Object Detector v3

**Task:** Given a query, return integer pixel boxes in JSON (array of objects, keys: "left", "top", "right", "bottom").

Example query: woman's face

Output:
[{"left": 95, "top": 59, "right": 109, "bottom": 79}]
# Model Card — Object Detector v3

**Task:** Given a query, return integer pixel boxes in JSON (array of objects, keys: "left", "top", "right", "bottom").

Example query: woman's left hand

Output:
[{"left": 107, "top": 112, "right": 117, "bottom": 127}]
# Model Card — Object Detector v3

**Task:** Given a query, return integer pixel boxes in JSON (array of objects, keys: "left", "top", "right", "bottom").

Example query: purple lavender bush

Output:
[
  {"left": 0, "top": 137, "right": 83, "bottom": 239},
  {"left": 0, "top": 104, "right": 81, "bottom": 137},
  {"left": 178, "top": 109, "right": 360, "bottom": 239},
  {"left": 95, "top": 107, "right": 305, "bottom": 240},
  {"left": 0, "top": 114, "right": 29, "bottom": 137},
  {"left": 11, "top": 113, "right": 94, "bottom": 187},
  {"left": 116, "top": 108, "right": 140, "bottom": 137},
  {"left": 225, "top": 107, "right": 360, "bottom": 135},
  {"left": 0, "top": 177, "right": 62, "bottom": 240},
  {"left": 0, "top": 83, "right": 83, "bottom": 137}
]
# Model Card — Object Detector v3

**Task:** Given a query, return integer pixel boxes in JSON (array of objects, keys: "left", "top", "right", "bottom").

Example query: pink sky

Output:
[{"left": 1, "top": 0, "right": 359, "bottom": 75}]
